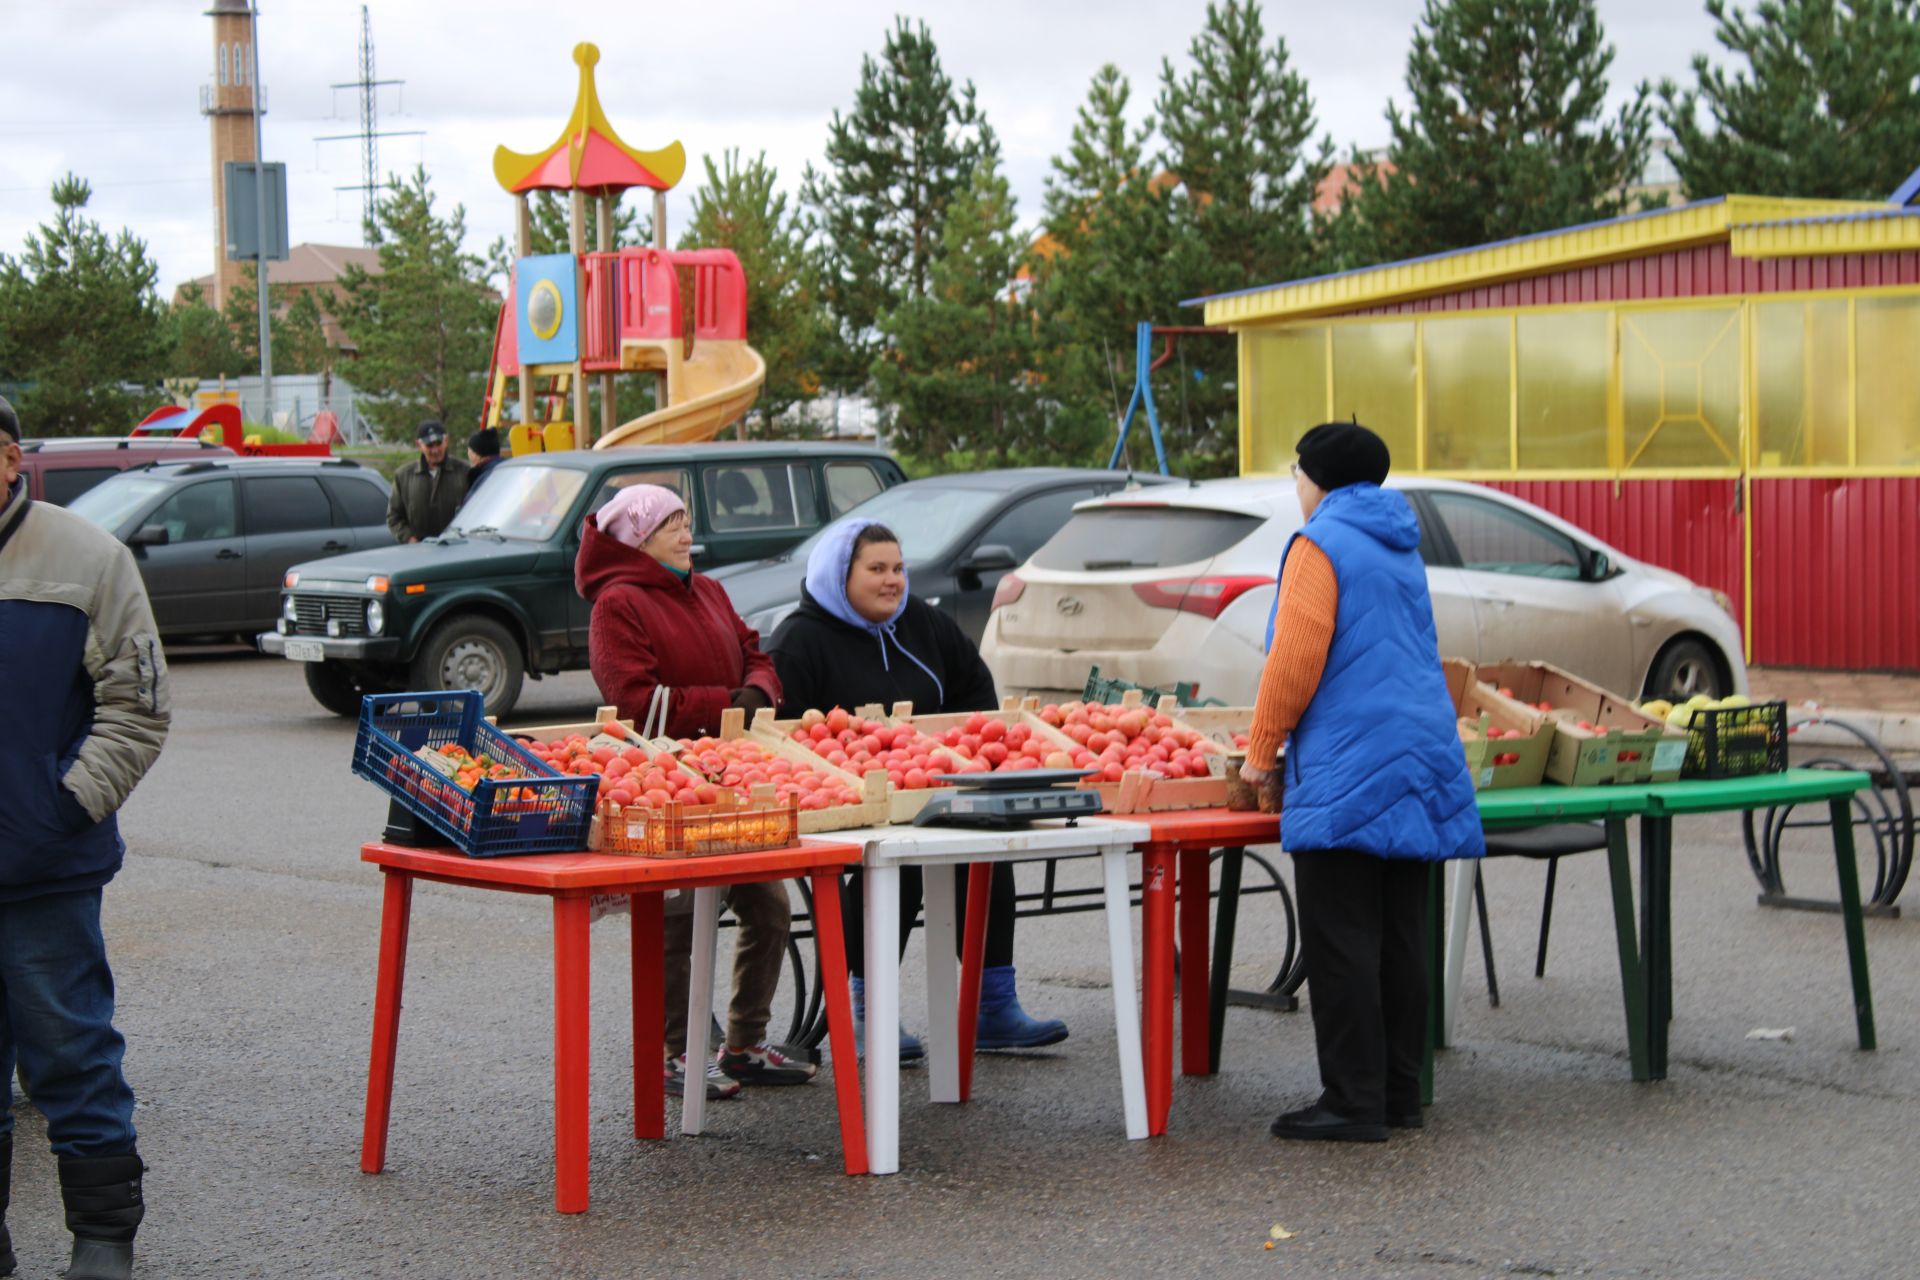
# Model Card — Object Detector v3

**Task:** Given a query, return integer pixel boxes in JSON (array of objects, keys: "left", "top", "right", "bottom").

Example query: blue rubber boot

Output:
[
  {"left": 975, "top": 965, "right": 1069, "bottom": 1050},
  {"left": 850, "top": 975, "right": 925, "bottom": 1062}
]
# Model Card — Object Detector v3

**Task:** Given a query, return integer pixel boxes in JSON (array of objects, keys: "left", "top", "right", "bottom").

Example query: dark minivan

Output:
[
  {"left": 66, "top": 456, "right": 394, "bottom": 640},
  {"left": 261, "top": 441, "right": 908, "bottom": 718}
]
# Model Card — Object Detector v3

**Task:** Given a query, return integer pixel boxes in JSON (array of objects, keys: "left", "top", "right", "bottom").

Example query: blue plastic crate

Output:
[{"left": 351, "top": 691, "right": 598, "bottom": 857}]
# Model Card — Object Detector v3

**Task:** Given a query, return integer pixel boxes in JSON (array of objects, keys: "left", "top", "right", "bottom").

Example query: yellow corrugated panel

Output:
[
  {"left": 1203, "top": 195, "right": 1887, "bottom": 327},
  {"left": 1732, "top": 215, "right": 1920, "bottom": 259}
]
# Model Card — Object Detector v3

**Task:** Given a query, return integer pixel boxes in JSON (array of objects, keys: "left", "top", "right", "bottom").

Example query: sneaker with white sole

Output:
[
  {"left": 665, "top": 1052, "right": 742, "bottom": 1101},
  {"left": 718, "top": 1041, "right": 817, "bottom": 1086}
]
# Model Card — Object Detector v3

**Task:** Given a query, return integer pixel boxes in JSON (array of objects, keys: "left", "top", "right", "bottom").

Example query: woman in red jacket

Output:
[{"left": 576, "top": 483, "right": 809, "bottom": 1100}]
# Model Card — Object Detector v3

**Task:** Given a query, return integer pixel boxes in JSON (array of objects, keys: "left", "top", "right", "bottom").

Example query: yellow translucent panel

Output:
[
  {"left": 1422, "top": 316, "right": 1513, "bottom": 470},
  {"left": 1243, "top": 326, "right": 1328, "bottom": 473},
  {"left": 1516, "top": 311, "right": 1611, "bottom": 470},
  {"left": 1330, "top": 322, "right": 1417, "bottom": 469},
  {"left": 1753, "top": 300, "right": 1850, "bottom": 467},
  {"left": 1620, "top": 306, "right": 1742, "bottom": 468},
  {"left": 1856, "top": 297, "right": 1920, "bottom": 466}
]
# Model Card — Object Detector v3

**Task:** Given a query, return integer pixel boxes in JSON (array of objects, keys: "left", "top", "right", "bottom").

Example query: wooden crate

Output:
[
  {"left": 755, "top": 703, "right": 974, "bottom": 823},
  {"left": 698, "top": 708, "right": 890, "bottom": 833},
  {"left": 492, "top": 705, "right": 631, "bottom": 746}
]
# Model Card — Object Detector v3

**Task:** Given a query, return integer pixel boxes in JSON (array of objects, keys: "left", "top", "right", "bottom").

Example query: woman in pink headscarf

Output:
[{"left": 574, "top": 483, "right": 807, "bottom": 1100}]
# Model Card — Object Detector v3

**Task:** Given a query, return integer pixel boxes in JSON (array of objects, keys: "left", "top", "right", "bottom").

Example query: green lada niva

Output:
[{"left": 259, "top": 441, "right": 905, "bottom": 717}]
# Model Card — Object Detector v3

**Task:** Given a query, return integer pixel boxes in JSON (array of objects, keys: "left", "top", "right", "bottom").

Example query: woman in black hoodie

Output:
[{"left": 767, "top": 518, "right": 1067, "bottom": 1056}]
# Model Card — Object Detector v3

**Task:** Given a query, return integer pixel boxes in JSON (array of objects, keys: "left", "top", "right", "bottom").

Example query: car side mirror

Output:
[
  {"left": 129, "top": 524, "right": 170, "bottom": 547},
  {"left": 960, "top": 543, "right": 1019, "bottom": 573},
  {"left": 1584, "top": 550, "right": 1611, "bottom": 581}
]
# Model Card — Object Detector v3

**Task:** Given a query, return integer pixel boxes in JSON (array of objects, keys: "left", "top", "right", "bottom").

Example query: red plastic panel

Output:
[
  {"left": 1360, "top": 246, "right": 1920, "bottom": 315},
  {"left": 1482, "top": 477, "right": 1745, "bottom": 625},
  {"left": 580, "top": 254, "right": 619, "bottom": 369},
  {"left": 1750, "top": 477, "right": 1920, "bottom": 669}
]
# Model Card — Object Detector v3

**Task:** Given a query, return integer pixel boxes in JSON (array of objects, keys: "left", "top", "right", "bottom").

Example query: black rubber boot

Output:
[
  {"left": 58, "top": 1152, "right": 143, "bottom": 1280},
  {"left": 0, "top": 1133, "right": 16, "bottom": 1277}
]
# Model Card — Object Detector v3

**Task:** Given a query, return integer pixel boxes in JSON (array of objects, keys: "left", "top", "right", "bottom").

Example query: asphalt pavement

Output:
[{"left": 9, "top": 648, "right": 1917, "bottom": 1279}]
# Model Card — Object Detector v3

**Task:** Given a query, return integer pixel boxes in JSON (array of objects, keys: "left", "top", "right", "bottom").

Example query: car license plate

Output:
[{"left": 283, "top": 639, "right": 326, "bottom": 662}]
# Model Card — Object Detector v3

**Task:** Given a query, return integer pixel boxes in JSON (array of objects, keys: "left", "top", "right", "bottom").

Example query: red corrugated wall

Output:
[
  {"left": 1358, "top": 244, "right": 1920, "bottom": 312},
  {"left": 1750, "top": 478, "right": 1920, "bottom": 669},
  {"left": 1483, "top": 477, "right": 1745, "bottom": 621}
]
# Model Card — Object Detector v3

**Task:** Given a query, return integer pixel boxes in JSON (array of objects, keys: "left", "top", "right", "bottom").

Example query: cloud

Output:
[{"left": 3, "top": 0, "right": 1724, "bottom": 297}]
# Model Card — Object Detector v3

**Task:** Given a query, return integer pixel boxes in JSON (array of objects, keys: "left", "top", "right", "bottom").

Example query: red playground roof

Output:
[{"left": 493, "top": 43, "right": 686, "bottom": 196}]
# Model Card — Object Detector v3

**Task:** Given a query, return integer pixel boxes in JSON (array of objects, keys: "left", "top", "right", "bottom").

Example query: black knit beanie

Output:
[{"left": 1295, "top": 422, "right": 1390, "bottom": 491}]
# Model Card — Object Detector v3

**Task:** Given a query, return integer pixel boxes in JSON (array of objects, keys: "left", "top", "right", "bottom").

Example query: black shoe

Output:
[
  {"left": 58, "top": 1152, "right": 143, "bottom": 1280},
  {"left": 1386, "top": 1109, "right": 1425, "bottom": 1130},
  {"left": 717, "top": 1042, "right": 817, "bottom": 1086},
  {"left": 1269, "top": 1102, "right": 1389, "bottom": 1143}
]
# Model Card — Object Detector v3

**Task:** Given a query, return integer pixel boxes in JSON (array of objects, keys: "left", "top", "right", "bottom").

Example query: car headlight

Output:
[
  {"left": 366, "top": 599, "right": 385, "bottom": 636},
  {"left": 1696, "top": 586, "right": 1736, "bottom": 617},
  {"left": 745, "top": 602, "right": 799, "bottom": 636},
  {"left": 283, "top": 595, "right": 298, "bottom": 622}
]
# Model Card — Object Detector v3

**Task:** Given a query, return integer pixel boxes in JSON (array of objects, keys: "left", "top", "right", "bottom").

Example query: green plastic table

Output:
[{"left": 1465, "top": 769, "right": 1876, "bottom": 1081}]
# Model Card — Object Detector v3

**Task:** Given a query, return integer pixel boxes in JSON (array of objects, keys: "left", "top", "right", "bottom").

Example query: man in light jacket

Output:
[{"left": 0, "top": 395, "right": 170, "bottom": 1280}]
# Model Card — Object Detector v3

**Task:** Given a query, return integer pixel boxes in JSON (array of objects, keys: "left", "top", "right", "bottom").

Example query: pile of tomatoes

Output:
[
  {"left": 1028, "top": 702, "right": 1221, "bottom": 782},
  {"left": 680, "top": 735, "right": 866, "bottom": 811},
  {"left": 787, "top": 708, "right": 984, "bottom": 790}
]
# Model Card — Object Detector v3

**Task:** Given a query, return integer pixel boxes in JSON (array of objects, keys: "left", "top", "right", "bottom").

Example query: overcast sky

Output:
[{"left": 3, "top": 1, "right": 1726, "bottom": 296}]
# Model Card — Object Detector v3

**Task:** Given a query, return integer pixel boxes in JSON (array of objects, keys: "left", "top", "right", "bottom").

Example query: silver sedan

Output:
[{"left": 980, "top": 476, "right": 1747, "bottom": 707}]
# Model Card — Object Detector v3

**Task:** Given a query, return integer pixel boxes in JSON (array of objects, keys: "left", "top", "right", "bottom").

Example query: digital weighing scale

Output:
[{"left": 911, "top": 768, "right": 1105, "bottom": 829}]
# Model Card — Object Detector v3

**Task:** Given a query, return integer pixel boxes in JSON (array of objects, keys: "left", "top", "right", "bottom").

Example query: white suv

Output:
[{"left": 979, "top": 476, "right": 1746, "bottom": 707}]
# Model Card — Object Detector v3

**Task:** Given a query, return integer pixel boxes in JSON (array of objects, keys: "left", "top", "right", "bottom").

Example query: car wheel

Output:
[
  {"left": 1645, "top": 637, "right": 1725, "bottom": 702},
  {"left": 411, "top": 614, "right": 524, "bottom": 718},
  {"left": 304, "top": 660, "right": 375, "bottom": 718}
]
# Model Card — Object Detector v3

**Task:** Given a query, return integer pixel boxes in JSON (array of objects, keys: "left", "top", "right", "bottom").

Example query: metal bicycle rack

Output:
[{"left": 1743, "top": 714, "right": 1914, "bottom": 916}]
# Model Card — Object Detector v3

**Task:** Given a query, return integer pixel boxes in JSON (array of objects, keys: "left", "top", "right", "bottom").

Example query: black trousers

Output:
[
  {"left": 1292, "top": 850, "right": 1430, "bottom": 1122},
  {"left": 842, "top": 863, "right": 1016, "bottom": 979}
]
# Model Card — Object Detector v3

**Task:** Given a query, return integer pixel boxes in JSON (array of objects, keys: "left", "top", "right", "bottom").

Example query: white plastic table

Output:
[{"left": 803, "top": 818, "right": 1150, "bottom": 1176}]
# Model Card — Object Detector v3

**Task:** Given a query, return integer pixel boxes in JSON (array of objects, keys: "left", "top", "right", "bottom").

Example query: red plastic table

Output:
[
  {"left": 1112, "top": 809, "right": 1280, "bottom": 1135},
  {"left": 358, "top": 840, "right": 867, "bottom": 1213}
]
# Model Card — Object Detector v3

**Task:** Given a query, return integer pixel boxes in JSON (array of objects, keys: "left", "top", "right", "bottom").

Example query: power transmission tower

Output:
[{"left": 315, "top": 6, "right": 421, "bottom": 239}]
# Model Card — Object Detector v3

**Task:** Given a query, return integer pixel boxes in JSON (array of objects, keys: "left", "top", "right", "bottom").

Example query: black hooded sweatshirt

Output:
[{"left": 766, "top": 585, "right": 998, "bottom": 719}]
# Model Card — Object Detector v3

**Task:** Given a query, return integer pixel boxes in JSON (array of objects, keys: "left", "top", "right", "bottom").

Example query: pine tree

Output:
[
  {"left": 1156, "top": 0, "right": 1330, "bottom": 295},
  {"left": 220, "top": 265, "right": 334, "bottom": 375},
  {"left": 1346, "top": 0, "right": 1652, "bottom": 263},
  {"left": 802, "top": 17, "right": 991, "bottom": 388},
  {"left": 872, "top": 147, "right": 1047, "bottom": 465},
  {"left": 164, "top": 282, "right": 250, "bottom": 381},
  {"left": 1032, "top": 65, "right": 1190, "bottom": 466},
  {"left": 334, "top": 167, "right": 497, "bottom": 441},
  {"left": 0, "top": 175, "right": 169, "bottom": 435},
  {"left": 1658, "top": 0, "right": 1920, "bottom": 200},
  {"left": 679, "top": 149, "right": 830, "bottom": 431}
]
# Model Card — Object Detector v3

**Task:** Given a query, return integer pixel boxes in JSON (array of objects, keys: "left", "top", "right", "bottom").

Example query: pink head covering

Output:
[{"left": 595, "top": 484, "right": 687, "bottom": 550}]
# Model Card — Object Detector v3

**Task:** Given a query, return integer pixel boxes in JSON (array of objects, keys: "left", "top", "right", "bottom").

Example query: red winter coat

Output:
[{"left": 575, "top": 519, "right": 780, "bottom": 739}]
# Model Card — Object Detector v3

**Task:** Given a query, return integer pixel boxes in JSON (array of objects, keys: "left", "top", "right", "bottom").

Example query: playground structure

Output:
[
  {"left": 132, "top": 402, "right": 334, "bottom": 456},
  {"left": 484, "top": 44, "right": 766, "bottom": 452}
]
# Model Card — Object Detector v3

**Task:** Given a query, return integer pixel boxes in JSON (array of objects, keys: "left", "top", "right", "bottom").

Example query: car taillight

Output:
[
  {"left": 991, "top": 572, "right": 1026, "bottom": 610},
  {"left": 1130, "top": 576, "right": 1270, "bottom": 620}
]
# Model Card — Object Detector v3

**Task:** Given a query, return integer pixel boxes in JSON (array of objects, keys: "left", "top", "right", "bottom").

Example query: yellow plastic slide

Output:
[{"left": 594, "top": 341, "right": 767, "bottom": 449}]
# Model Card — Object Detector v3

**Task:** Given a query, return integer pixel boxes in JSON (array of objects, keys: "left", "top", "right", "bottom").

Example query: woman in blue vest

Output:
[{"left": 1240, "top": 422, "right": 1483, "bottom": 1142}]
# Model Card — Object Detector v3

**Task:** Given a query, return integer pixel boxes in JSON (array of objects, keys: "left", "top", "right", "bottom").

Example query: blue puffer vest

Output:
[{"left": 1277, "top": 484, "right": 1484, "bottom": 862}]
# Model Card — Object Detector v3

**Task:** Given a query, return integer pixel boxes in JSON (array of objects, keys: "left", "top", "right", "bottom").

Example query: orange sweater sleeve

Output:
[{"left": 1246, "top": 540, "right": 1337, "bottom": 770}]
